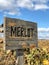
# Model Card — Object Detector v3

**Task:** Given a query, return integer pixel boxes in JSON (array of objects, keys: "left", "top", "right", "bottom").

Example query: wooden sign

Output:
[{"left": 4, "top": 17, "right": 38, "bottom": 50}]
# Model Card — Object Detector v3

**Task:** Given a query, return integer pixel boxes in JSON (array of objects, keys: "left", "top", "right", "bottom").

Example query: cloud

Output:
[
  {"left": 0, "top": 0, "right": 20, "bottom": 15},
  {"left": 38, "top": 28, "right": 49, "bottom": 32},
  {"left": 0, "top": 0, "right": 49, "bottom": 15},
  {"left": 16, "top": 0, "right": 49, "bottom": 10},
  {"left": 38, "top": 28, "right": 49, "bottom": 39},
  {"left": 4, "top": 10, "right": 21, "bottom": 16},
  {"left": 0, "top": 33, "right": 4, "bottom": 38},
  {"left": 16, "top": 0, "right": 34, "bottom": 9},
  {"left": 34, "top": 4, "right": 49, "bottom": 10}
]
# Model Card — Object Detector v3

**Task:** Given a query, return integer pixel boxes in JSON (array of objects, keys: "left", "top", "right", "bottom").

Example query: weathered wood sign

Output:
[{"left": 4, "top": 17, "right": 38, "bottom": 50}]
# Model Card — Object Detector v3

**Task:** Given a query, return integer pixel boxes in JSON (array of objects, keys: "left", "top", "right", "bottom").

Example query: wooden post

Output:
[
  {"left": 16, "top": 49, "right": 24, "bottom": 65},
  {"left": 18, "top": 56, "right": 24, "bottom": 65}
]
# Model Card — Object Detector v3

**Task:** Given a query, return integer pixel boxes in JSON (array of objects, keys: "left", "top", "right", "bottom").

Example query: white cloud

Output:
[
  {"left": 16, "top": 0, "right": 34, "bottom": 9},
  {"left": 32, "top": 0, "right": 48, "bottom": 3},
  {"left": 0, "top": 33, "right": 4, "bottom": 38},
  {"left": 38, "top": 28, "right": 49, "bottom": 32},
  {"left": 0, "top": 0, "right": 49, "bottom": 15},
  {"left": 0, "top": 0, "right": 20, "bottom": 15},
  {"left": 4, "top": 10, "right": 20, "bottom": 15},
  {"left": 34, "top": 4, "right": 49, "bottom": 10},
  {"left": 0, "top": 0, "right": 10, "bottom": 6},
  {"left": 38, "top": 28, "right": 49, "bottom": 39},
  {"left": 16, "top": 0, "right": 49, "bottom": 10}
]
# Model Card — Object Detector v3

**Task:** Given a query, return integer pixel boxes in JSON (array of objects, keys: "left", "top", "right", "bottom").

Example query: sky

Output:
[{"left": 0, "top": 0, "right": 49, "bottom": 39}]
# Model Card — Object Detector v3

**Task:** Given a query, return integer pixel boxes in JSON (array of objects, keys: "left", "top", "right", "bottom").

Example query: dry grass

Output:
[
  {"left": 0, "top": 39, "right": 49, "bottom": 65},
  {"left": 38, "top": 39, "right": 49, "bottom": 52}
]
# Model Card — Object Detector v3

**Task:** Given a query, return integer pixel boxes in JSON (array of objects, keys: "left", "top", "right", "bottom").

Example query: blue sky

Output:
[{"left": 0, "top": 0, "right": 49, "bottom": 39}]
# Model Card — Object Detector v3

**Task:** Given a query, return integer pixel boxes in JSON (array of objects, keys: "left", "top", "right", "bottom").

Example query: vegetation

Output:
[
  {"left": 24, "top": 48, "right": 49, "bottom": 65},
  {"left": 0, "top": 47, "right": 49, "bottom": 65},
  {"left": 0, "top": 49, "right": 16, "bottom": 65}
]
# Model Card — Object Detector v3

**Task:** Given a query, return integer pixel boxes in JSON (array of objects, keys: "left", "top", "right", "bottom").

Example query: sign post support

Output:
[
  {"left": 15, "top": 49, "right": 24, "bottom": 65},
  {"left": 17, "top": 56, "right": 24, "bottom": 65}
]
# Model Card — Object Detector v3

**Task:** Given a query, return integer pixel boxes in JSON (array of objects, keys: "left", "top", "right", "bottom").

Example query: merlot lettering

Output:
[{"left": 11, "top": 26, "right": 34, "bottom": 37}]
